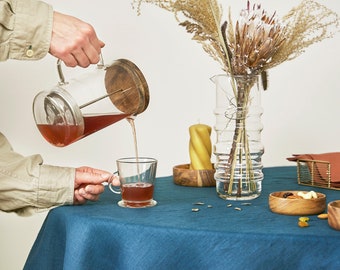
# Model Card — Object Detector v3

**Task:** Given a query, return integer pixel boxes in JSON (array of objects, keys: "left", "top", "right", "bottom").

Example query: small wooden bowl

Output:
[
  {"left": 268, "top": 191, "right": 326, "bottom": 216},
  {"left": 173, "top": 164, "right": 215, "bottom": 187},
  {"left": 328, "top": 200, "right": 340, "bottom": 230}
]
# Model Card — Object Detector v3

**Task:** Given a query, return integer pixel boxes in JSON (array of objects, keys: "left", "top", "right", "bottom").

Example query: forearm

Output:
[
  {"left": 0, "top": 133, "right": 74, "bottom": 216},
  {"left": 0, "top": 0, "right": 53, "bottom": 61}
]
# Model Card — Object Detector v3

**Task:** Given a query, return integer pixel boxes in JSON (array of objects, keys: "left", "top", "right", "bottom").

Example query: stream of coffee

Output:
[{"left": 127, "top": 117, "right": 141, "bottom": 182}]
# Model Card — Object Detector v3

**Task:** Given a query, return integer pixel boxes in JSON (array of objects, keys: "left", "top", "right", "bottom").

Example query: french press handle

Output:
[{"left": 56, "top": 54, "right": 105, "bottom": 85}]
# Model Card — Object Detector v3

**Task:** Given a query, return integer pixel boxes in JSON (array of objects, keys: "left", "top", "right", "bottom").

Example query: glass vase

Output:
[{"left": 211, "top": 74, "right": 264, "bottom": 200}]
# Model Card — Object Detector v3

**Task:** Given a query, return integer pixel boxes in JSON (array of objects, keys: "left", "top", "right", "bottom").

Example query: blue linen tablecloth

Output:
[{"left": 24, "top": 167, "right": 340, "bottom": 270}]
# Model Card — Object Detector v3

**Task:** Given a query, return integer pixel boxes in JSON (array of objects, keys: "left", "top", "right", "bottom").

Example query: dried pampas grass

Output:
[{"left": 133, "top": 0, "right": 339, "bottom": 77}]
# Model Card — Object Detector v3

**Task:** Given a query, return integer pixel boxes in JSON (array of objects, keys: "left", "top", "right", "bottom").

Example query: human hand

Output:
[
  {"left": 49, "top": 12, "right": 105, "bottom": 68},
  {"left": 73, "top": 166, "right": 120, "bottom": 205}
]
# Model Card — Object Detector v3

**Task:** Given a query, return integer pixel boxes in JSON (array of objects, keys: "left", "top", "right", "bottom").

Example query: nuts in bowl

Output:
[{"left": 269, "top": 190, "right": 326, "bottom": 215}]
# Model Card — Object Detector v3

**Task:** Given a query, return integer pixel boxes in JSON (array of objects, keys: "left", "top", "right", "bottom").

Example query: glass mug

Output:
[{"left": 109, "top": 157, "right": 157, "bottom": 208}]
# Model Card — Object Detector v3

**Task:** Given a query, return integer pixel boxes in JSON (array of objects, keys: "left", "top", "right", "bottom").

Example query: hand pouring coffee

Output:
[{"left": 33, "top": 57, "right": 149, "bottom": 147}]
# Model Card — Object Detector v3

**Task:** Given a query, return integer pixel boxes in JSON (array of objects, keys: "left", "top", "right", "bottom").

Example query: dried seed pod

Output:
[
  {"left": 299, "top": 217, "right": 310, "bottom": 222},
  {"left": 298, "top": 221, "right": 309, "bottom": 228},
  {"left": 241, "top": 202, "right": 252, "bottom": 206},
  {"left": 193, "top": 202, "right": 205, "bottom": 205}
]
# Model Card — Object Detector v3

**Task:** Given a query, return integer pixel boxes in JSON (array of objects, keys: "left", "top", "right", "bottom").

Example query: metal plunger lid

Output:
[{"left": 42, "top": 87, "right": 83, "bottom": 126}]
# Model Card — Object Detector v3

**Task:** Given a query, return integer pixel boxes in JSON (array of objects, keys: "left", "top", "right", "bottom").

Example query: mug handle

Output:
[{"left": 109, "top": 171, "right": 121, "bottom": 194}]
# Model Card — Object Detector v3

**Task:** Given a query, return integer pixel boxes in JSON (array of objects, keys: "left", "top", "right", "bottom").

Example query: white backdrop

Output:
[{"left": 1, "top": 1, "right": 339, "bottom": 269}]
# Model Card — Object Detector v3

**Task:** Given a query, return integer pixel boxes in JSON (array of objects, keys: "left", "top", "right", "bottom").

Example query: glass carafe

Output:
[{"left": 33, "top": 58, "right": 149, "bottom": 147}]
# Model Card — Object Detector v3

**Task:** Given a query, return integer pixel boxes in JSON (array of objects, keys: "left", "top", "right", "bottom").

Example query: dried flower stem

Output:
[{"left": 225, "top": 75, "right": 257, "bottom": 196}]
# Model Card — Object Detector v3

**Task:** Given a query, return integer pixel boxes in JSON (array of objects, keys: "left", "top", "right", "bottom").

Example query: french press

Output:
[{"left": 32, "top": 58, "right": 149, "bottom": 147}]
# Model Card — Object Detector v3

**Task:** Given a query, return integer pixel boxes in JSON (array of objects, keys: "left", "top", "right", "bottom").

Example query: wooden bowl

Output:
[
  {"left": 173, "top": 164, "right": 215, "bottom": 187},
  {"left": 268, "top": 191, "right": 326, "bottom": 216},
  {"left": 328, "top": 200, "right": 340, "bottom": 230}
]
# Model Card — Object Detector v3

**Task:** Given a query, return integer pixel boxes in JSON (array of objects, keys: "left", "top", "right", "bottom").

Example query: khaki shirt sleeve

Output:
[
  {"left": 0, "top": 133, "right": 74, "bottom": 216},
  {"left": 0, "top": 0, "right": 53, "bottom": 61}
]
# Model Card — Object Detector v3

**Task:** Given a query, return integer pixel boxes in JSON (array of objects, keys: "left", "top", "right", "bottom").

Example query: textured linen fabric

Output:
[
  {"left": 24, "top": 166, "right": 340, "bottom": 270},
  {"left": 0, "top": 0, "right": 53, "bottom": 61},
  {"left": 0, "top": 132, "right": 74, "bottom": 216}
]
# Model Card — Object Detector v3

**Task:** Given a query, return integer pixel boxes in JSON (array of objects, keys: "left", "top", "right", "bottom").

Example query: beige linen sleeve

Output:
[
  {"left": 0, "top": 0, "right": 53, "bottom": 61},
  {"left": 0, "top": 133, "right": 74, "bottom": 216}
]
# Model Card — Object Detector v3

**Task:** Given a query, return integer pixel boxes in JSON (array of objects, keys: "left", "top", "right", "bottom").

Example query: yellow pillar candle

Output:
[{"left": 189, "top": 124, "right": 213, "bottom": 170}]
